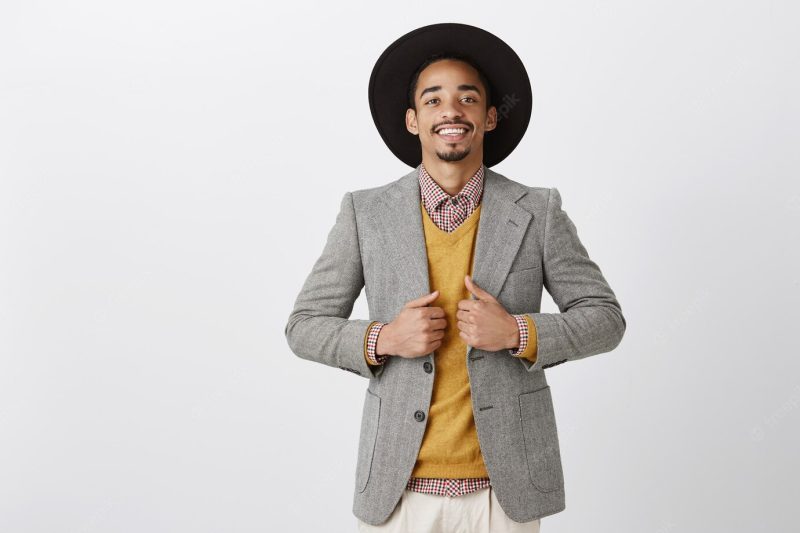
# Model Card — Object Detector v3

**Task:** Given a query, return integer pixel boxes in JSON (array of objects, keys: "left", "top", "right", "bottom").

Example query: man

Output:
[{"left": 285, "top": 23, "right": 626, "bottom": 532}]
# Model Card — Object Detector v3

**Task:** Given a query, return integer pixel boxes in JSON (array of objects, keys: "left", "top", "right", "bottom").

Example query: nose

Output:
[
  {"left": 439, "top": 98, "right": 464, "bottom": 120},
  {"left": 441, "top": 108, "right": 463, "bottom": 122}
]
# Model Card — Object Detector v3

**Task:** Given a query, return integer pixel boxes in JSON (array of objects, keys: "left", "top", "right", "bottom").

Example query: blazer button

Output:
[
  {"left": 423, "top": 361, "right": 433, "bottom": 373},
  {"left": 414, "top": 410, "right": 425, "bottom": 422}
]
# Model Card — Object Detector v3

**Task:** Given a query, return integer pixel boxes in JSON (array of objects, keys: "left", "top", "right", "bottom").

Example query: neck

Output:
[{"left": 421, "top": 153, "right": 484, "bottom": 197}]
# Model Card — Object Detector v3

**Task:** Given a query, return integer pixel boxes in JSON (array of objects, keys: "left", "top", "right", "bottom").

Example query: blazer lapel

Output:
[
  {"left": 469, "top": 167, "right": 532, "bottom": 356},
  {"left": 472, "top": 166, "right": 532, "bottom": 298},
  {"left": 376, "top": 164, "right": 532, "bottom": 356},
  {"left": 375, "top": 165, "right": 431, "bottom": 303}
]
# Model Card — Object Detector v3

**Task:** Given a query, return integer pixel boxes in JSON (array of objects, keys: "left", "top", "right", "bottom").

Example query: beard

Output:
[{"left": 435, "top": 145, "right": 471, "bottom": 162}]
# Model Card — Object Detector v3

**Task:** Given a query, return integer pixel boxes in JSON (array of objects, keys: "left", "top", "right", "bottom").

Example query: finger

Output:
[
  {"left": 464, "top": 275, "right": 480, "bottom": 298},
  {"left": 456, "top": 309, "right": 472, "bottom": 323},
  {"left": 406, "top": 290, "right": 439, "bottom": 308},
  {"left": 430, "top": 317, "right": 448, "bottom": 331},
  {"left": 424, "top": 306, "right": 446, "bottom": 319},
  {"left": 465, "top": 275, "right": 496, "bottom": 302},
  {"left": 457, "top": 299, "right": 476, "bottom": 311}
]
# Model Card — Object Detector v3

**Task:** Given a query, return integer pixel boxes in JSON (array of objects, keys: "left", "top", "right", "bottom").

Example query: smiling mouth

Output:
[{"left": 435, "top": 127, "right": 469, "bottom": 142}]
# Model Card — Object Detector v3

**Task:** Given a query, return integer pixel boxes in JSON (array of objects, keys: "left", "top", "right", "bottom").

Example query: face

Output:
[{"left": 406, "top": 59, "right": 497, "bottom": 163}]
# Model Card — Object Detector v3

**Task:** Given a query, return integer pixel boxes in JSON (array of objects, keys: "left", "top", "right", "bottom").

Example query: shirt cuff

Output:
[
  {"left": 364, "top": 321, "right": 389, "bottom": 366},
  {"left": 508, "top": 314, "right": 538, "bottom": 362}
]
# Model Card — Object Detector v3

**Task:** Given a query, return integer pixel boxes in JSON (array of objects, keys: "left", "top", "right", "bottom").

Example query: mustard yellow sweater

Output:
[{"left": 364, "top": 200, "right": 538, "bottom": 478}]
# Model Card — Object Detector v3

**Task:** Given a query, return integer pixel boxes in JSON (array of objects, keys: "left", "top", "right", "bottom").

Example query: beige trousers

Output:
[{"left": 356, "top": 486, "right": 541, "bottom": 533}]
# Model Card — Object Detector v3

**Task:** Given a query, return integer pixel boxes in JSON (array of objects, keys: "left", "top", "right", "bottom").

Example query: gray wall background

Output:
[{"left": 1, "top": 1, "right": 797, "bottom": 531}]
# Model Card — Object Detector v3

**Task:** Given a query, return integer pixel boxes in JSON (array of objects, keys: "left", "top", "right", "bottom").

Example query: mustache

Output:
[{"left": 432, "top": 121, "right": 472, "bottom": 132}]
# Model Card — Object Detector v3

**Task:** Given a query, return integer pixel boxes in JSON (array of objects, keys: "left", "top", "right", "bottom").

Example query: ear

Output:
[
  {"left": 484, "top": 105, "right": 498, "bottom": 132},
  {"left": 406, "top": 108, "right": 419, "bottom": 135}
]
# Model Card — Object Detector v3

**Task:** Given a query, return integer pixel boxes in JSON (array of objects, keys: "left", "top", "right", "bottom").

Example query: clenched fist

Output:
[
  {"left": 377, "top": 291, "right": 446, "bottom": 358},
  {"left": 457, "top": 275, "right": 519, "bottom": 352}
]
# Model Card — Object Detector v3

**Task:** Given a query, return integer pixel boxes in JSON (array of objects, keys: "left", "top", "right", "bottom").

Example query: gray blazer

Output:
[{"left": 285, "top": 164, "right": 626, "bottom": 525}]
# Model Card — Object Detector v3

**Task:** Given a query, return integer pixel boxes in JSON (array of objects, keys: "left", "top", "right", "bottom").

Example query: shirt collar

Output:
[{"left": 418, "top": 162, "right": 485, "bottom": 214}]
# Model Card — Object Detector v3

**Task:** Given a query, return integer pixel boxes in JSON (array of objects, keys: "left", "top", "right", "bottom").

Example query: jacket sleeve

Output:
[
  {"left": 518, "top": 187, "right": 626, "bottom": 372},
  {"left": 285, "top": 191, "right": 384, "bottom": 379}
]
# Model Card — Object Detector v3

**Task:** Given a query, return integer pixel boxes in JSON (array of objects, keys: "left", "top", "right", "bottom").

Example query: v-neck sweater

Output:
[{"left": 360, "top": 164, "right": 538, "bottom": 497}]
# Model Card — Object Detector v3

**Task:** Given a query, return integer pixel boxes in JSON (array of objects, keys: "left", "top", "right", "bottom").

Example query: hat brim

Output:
[{"left": 368, "top": 22, "right": 532, "bottom": 168}]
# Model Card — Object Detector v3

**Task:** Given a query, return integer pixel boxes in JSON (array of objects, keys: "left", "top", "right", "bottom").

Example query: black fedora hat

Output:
[{"left": 368, "top": 22, "right": 533, "bottom": 168}]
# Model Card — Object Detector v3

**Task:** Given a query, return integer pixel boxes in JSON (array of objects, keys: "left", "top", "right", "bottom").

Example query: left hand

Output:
[{"left": 457, "top": 275, "right": 519, "bottom": 351}]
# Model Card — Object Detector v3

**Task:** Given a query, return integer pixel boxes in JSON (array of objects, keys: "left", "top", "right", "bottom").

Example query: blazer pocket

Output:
[
  {"left": 518, "top": 386, "right": 565, "bottom": 493},
  {"left": 507, "top": 243, "right": 542, "bottom": 273},
  {"left": 500, "top": 264, "right": 542, "bottom": 312},
  {"left": 355, "top": 388, "right": 381, "bottom": 493},
  {"left": 503, "top": 265, "right": 541, "bottom": 292},
  {"left": 508, "top": 264, "right": 540, "bottom": 273}
]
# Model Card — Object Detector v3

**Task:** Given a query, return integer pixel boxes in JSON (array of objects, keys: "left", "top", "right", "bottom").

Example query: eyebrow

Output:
[{"left": 419, "top": 84, "right": 482, "bottom": 100}]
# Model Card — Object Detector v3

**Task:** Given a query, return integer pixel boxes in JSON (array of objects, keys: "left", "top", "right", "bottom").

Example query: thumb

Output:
[
  {"left": 405, "top": 290, "right": 439, "bottom": 308},
  {"left": 465, "top": 275, "right": 495, "bottom": 301}
]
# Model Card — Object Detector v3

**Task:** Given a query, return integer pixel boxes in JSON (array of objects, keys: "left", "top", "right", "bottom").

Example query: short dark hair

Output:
[{"left": 407, "top": 52, "right": 493, "bottom": 112}]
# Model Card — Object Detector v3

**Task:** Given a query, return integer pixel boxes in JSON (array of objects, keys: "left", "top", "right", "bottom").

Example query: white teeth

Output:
[{"left": 438, "top": 128, "right": 466, "bottom": 135}]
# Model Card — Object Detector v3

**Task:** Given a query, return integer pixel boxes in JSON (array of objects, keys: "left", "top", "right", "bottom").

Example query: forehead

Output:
[{"left": 416, "top": 59, "right": 482, "bottom": 89}]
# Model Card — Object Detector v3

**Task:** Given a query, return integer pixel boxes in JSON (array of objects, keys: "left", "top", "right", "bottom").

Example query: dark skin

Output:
[
  {"left": 376, "top": 59, "right": 521, "bottom": 358},
  {"left": 405, "top": 58, "right": 495, "bottom": 195}
]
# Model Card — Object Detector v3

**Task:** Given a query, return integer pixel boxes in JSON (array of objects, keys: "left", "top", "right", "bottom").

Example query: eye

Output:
[
  {"left": 425, "top": 98, "right": 439, "bottom": 105},
  {"left": 463, "top": 96, "right": 477, "bottom": 103}
]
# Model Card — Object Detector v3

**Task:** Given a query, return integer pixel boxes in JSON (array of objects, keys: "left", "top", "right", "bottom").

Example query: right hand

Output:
[{"left": 376, "top": 291, "right": 446, "bottom": 358}]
